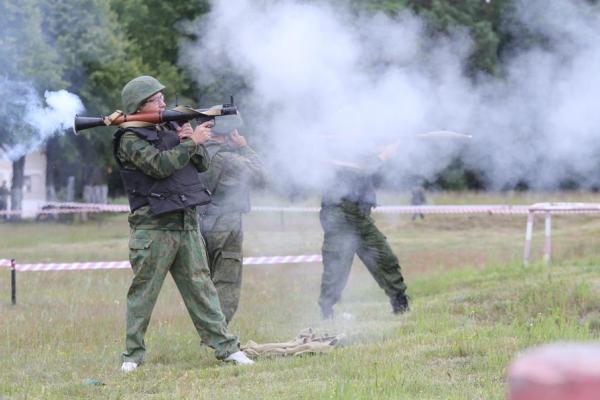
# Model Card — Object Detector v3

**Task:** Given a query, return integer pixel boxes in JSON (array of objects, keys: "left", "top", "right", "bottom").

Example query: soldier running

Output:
[{"left": 319, "top": 144, "right": 409, "bottom": 319}]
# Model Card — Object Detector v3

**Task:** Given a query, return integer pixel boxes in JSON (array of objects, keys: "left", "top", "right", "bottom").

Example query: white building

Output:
[{"left": 0, "top": 150, "right": 47, "bottom": 216}]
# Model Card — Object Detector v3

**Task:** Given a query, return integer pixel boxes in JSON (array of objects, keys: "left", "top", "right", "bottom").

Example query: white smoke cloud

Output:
[
  {"left": 27, "top": 90, "right": 85, "bottom": 141},
  {"left": 1, "top": 83, "right": 84, "bottom": 161},
  {"left": 463, "top": 0, "right": 600, "bottom": 189},
  {"left": 182, "top": 0, "right": 600, "bottom": 191}
]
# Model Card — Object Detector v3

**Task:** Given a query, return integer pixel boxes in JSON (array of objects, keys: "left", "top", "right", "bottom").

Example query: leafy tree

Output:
[
  {"left": 0, "top": 0, "right": 65, "bottom": 215},
  {"left": 38, "top": 0, "right": 141, "bottom": 197},
  {"left": 355, "top": 0, "right": 517, "bottom": 190},
  {"left": 0, "top": 0, "right": 63, "bottom": 150},
  {"left": 31, "top": 0, "right": 212, "bottom": 200},
  {"left": 110, "top": 0, "right": 210, "bottom": 100},
  {"left": 359, "top": 0, "right": 512, "bottom": 75}
]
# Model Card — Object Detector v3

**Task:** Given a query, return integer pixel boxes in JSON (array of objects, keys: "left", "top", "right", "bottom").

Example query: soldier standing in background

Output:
[
  {"left": 113, "top": 75, "right": 253, "bottom": 372},
  {"left": 0, "top": 181, "right": 9, "bottom": 220},
  {"left": 318, "top": 144, "right": 409, "bottom": 319},
  {"left": 410, "top": 179, "right": 427, "bottom": 221},
  {"left": 199, "top": 129, "right": 265, "bottom": 324}
]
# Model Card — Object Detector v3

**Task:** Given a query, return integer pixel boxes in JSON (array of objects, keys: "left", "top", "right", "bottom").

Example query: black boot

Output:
[{"left": 391, "top": 292, "right": 410, "bottom": 314}]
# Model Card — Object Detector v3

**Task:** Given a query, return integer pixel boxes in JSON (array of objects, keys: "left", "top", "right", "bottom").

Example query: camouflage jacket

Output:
[
  {"left": 116, "top": 126, "right": 210, "bottom": 230},
  {"left": 199, "top": 141, "right": 265, "bottom": 216}
]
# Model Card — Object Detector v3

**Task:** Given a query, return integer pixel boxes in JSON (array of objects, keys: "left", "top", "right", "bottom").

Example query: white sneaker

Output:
[
  {"left": 224, "top": 351, "right": 255, "bottom": 365},
  {"left": 121, "top": 361, "right": 138, "bottom": 372}
]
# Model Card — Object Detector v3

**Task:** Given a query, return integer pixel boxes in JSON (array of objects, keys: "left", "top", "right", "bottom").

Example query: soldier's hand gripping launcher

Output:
[{"left": 73, "top": 100, "right": 243, "bottom": 135}]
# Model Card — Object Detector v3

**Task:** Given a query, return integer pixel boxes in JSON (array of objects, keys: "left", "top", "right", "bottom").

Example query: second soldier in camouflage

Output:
[{"left": 199, "top": 129, "right": 265, "bottom": 324}]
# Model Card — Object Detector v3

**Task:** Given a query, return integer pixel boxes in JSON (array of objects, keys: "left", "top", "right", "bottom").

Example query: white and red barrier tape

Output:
[
  {"left": 3, "top": 202, "right": 600, "bottom": 270},
  {"left": 254, "top": 205, "right": 532, "bottom": 214},
  {"left": 1, "top": 202, "right": 534, "bottom": 216},
  {"left": 0, "top": 255, "right": 322, "bottom": 272},
  {"left": 374, "top": 205, "right": 530, "bottom": 214},
  {"left": 4, "top": 201, "right": 600, "bottom": 217},
  {"left": 44, "top": 201, "right": 130, "bottom": 212}
]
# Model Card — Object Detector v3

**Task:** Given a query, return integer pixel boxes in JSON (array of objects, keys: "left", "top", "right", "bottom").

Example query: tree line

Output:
[{"left": 0, "top": 0, "right": 582, "bottom": 209}]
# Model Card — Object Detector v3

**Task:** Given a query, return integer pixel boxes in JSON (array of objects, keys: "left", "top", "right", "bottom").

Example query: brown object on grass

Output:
[{"left": 241, "top": 328, "right": 344, "bottom": 358}]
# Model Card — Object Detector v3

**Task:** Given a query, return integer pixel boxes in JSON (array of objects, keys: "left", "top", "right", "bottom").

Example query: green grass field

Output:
[{"left": 2, "top": 191, "right": 600, "bottom": 399}]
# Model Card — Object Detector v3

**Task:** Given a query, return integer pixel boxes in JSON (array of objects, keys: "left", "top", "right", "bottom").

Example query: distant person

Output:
[
  {"left": 0, "top": 181, "right": 9, "bottom": 220},
  {"left": 198, "top": 128, "right": 265, "bottom": 324},
  {"left": 410, "top": 181, "right": 427, "bottom": 221},
  {"left": 113, "top": 75, "right": 253, "bottom": 372},
  {"left": 318, "top": 144, "right": 409, "bottom": 319}
]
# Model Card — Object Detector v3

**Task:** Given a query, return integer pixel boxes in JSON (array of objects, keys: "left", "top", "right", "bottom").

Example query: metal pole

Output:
[
  {"left": 523, "top": 212, "right": 535, "bottom": 266},
  {"left": 11, "top": 259, "right": 16, "bottom": 305},
  {"left": 544, "top": 212, "right": 552, "bottom": 266}
]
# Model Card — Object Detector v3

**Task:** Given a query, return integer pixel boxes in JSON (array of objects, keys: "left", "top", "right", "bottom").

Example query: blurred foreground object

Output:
[{"left": 507, "top": 343, "right": 600, "bottom": 400}]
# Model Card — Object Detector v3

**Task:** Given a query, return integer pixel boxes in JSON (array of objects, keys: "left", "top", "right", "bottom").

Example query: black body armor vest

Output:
[{"left": 113, "top": 126, "right": 211, "bottom": 216}]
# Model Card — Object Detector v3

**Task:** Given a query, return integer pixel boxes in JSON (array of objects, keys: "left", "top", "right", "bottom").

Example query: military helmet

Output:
[{"left": 121, "top": 75, "right": 165, "bottom": 114}]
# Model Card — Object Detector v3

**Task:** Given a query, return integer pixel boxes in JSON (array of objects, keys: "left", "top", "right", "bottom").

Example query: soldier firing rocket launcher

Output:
[{"left": 73, "top": 98, "right": 243, "bottom": 135}]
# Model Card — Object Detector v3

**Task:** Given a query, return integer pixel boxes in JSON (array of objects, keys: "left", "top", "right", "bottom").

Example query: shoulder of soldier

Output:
[
  {"left": 211, "top": 149, "right": 236, "bottom": 164},
  {"left": 122, "top": 129, "right": 154, "bottom": 144},
  {"left": 117, "top": 130, "right": 143, "bottom": 142},
  {"left": 117, "top": 130, "right": 137, "bottom": 147},
  {"left": 117, "top": 130, "right": 152, "bottom": 158}
]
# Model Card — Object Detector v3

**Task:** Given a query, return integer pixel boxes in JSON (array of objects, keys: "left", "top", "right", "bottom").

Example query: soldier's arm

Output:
[
  {"left": 237, "top": 146, "right": 266, "bottom": 185},
  {"left": 190, "top": 145, "right": 210, "bottom": 173},
  {"left": 118, "top": 132, "right": 198, "bottom": 179}
]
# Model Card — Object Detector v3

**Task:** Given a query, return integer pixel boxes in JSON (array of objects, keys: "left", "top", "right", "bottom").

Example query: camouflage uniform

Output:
[
  {"left": 319, "top": 161, "right": 408, "bottom": 318},
  {"left": 117, "top": 127, "right": 239, "bottom": 364},
  {"left": 199, "top": 141, "right": 265, "bottom": 323}
]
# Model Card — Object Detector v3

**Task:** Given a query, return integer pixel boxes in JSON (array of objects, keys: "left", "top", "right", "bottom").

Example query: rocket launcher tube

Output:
[{"left": 73, "top": 104, "right": 241, "bottom": 134}]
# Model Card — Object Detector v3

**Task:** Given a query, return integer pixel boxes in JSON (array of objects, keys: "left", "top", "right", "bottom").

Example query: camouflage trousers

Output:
[
  {"left": 319, "top": 202, "right": 407, "bottom": 313},
  {"left": 122, "top": 228, "right": 239, "bottom": 364},
  {"left": 201, "top": 213, "right": 244, "bottom": 324}
]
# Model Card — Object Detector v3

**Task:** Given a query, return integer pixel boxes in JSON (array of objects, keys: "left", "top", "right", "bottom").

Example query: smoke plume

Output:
[
  {"left": 182, "top": 0, "right": 600, "bottom": 191},
  {"left": 0, "top": 80, "right": 84, "bottom": 161}
]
